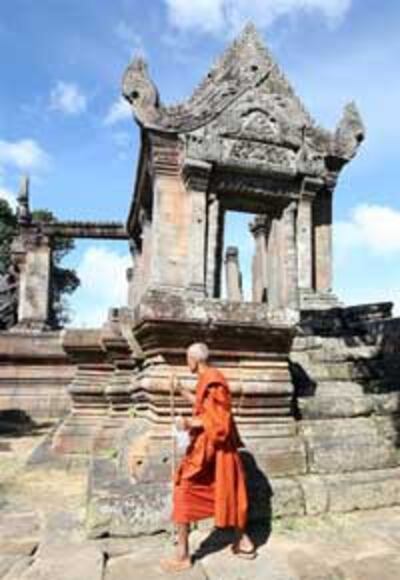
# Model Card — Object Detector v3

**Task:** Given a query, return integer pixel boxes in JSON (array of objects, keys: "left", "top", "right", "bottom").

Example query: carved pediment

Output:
[
  {"left": 123, "top": 23, "right": 365, "bottom": 180},
  {"left": 122, "top": 23, "right": 313, "bottom": 136}
]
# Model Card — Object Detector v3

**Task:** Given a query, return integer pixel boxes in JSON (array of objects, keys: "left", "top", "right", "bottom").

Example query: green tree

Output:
[
  {"left": 0, "top": 199, "right": 17, "bottom": 275},
  {"left": 0, "top": 200, "right": 80, "bottom": 328}
]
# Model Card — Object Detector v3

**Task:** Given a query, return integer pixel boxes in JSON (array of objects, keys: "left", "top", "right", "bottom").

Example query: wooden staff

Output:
[
  {"left": 170, "top": 373, "right": 178, "bottom": 544},
  {"left": 170, "top": 373, "right": 177, "bottom": 478}
]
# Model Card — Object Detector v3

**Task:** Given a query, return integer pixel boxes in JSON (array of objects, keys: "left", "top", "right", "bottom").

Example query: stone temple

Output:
[{"left": 1, "top": 25, "right": 400, "bottom": 537}]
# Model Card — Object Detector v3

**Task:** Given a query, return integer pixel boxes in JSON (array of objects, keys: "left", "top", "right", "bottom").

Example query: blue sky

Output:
[{"left": 1, "top": 0, "right": 399, "bottom": 326}]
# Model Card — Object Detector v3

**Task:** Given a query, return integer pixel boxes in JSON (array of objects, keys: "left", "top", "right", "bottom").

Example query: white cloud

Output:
[
  {"left": 104, "top": 97, "right": 132, "bottom": 126},
  {"left": 0, "top": 139, "right": 50, "bottom": 171},
  {"left": 67, "top": 246, "right": 131, "bottom": 327},
  {"left": 335, "top": 204, "right": 400, "bottom": 257},
  {"left": 0, "top": 187, "right": 16, "bottom": 210},
  {"left": 166, "top": 0, "right": 225, "bottom": 34},
  {"left": 49, "top": 81, "right": 87, "bottom": 115},
  {"left": 164, "top": 0, "right": 352, "bottom": 35}
]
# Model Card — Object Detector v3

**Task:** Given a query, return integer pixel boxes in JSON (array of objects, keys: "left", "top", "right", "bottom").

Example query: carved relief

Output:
[
  {"left": 229, "top": 140, "right": 296, "bottom": 171},
  {"left": 212, "top": 171, "right": 299, "bottom": 199}
]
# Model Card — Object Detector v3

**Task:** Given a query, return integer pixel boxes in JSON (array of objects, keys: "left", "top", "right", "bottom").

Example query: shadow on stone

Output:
[
  {"left": 192, "top": 450, "right": 273, "bottom": 562},
  {"left": 0, "top": 409, "right": 54, "bottom": 438},
  {"left": 289, "top": 361, "right": 317, "bottom": 420}
]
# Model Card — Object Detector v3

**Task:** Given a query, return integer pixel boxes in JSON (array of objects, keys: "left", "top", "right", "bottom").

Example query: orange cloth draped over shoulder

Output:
[{"left": 172, "top": 367, "right": 248, "bottom": 530}]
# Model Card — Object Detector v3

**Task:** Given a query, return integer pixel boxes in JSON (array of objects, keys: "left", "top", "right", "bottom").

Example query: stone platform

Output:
[
  {"left": 0, "top": 329, "right": 75, "bottom": 420},
  {"left": 2, "top": 427, "right": 400, "bottom": 580}
]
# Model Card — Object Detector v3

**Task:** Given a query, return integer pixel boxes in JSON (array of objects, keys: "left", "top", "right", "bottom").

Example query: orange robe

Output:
[{"left": 172, "top": 367, "right": 248, "bottom": 530}]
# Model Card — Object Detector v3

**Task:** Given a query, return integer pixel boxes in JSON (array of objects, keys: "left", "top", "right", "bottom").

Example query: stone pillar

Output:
[
  {"left": 17, "top": 238, "right": 52, "bottom": 329},
  {"left": 140, "top": 213, "right": 153, "bottom": 294},
  {"left": 205, "top": 193, "right": 222, "bottom": 298},
  {"left": 126, "top": 267, "right": 134, "bottom": 307},
  {"left": 297, "top": 177, "right": 322, "bottom": 292},
  {"left": 147, "top": 135, "right": 190, "bottom": 291},
  {"left": 282, "top": 201, "right": 299, "bottom": 311},
  {"left": 225, "top": 246, "right": 243, "bottom": 302},
  {"left": 183, "top": 160, "right": 211, "bottom": 295},
  {"left": 314, "top": 189, "right": 333, "bottom": 292},
  {"left": 267, "top": 215, "right": 280, "bottom": 309},
  {"left": 249, "top": 216, "right": 269, "bottom": 303},
  {"left": 297, "top": 199, "right": 313, "bottom": 292}
]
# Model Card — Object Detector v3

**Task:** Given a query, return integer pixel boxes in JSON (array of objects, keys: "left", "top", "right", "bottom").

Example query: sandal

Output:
[
  {"left": 231, "top": 543, "right": 257, "bottom": 560},
  {"left": 160, "top": 557, "right": 193, "bottom": 573}
]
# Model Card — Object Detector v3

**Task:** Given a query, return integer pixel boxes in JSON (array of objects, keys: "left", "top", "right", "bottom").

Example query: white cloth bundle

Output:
[{"left": 172, "top": 420, "right": 191, "bottom": 452}]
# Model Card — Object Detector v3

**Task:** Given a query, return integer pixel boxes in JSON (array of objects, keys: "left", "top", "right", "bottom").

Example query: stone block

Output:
[
  {"left": 326, "top": 468, "right": 400, "bottom": 513},
  {"left": 299, "top": 475, "right": 329, "bottom": 516},
  {"left": 300, "top": 418, "right": 398, "bottom": 474},
  {"left": 270, "top": 478, "right": 305, "bottom": 518},
  {"left": 299, "top": 395, "right": 375, "bottom": 420},
  {"left": 0, "top": 511, "right": 40, "bottom": 556},
  {"left": 334, "top": 552, "right": 400, "bottom": 580},
  {"left": 17, "top": 544, "right": 103, "bottom": 580}
]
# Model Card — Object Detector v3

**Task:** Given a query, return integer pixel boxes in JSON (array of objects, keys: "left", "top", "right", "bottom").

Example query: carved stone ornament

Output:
[{"left": 333, "top": 101, "right": 365, "bottom": 161}]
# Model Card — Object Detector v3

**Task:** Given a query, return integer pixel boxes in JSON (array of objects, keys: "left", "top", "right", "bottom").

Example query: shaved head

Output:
[{"left": 187, "top": 342, "right": 209, "bottom": 363}]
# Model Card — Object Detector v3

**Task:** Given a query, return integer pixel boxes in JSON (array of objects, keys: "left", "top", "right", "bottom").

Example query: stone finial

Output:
[
  {"left": 224, "top": 246, "right": 243, "bottom": 301},
  {"left": 122, "top": 57, "right": 159, "bottom": 127},
  {"left": 126, "top": 267, "right": 134, "bottom": 282},
  {"left": 16, "top": 175, "right": 31, "bottom": 225},
  {"left": 333, "top": 101, "right": 365, "bottom": 161},
  {"left": 249, "top": 215, "right": 268, "bottom": 237},
  {"left": 225, "top": 246, "right": 239, "bottom": 261}
]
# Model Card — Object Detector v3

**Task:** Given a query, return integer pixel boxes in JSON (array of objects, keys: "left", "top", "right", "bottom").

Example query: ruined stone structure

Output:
[
  {"left": 1, "top": 25, "right": 400, "bottom": 538},
  {"left": 0, "top": 178, "right": 130, "bottom": 419},
  {"left": 7, "top": 177, "right": 129, "bottom": 332},
  {"left": 0, "top": 271, "right": 18, "bottom": 330}
]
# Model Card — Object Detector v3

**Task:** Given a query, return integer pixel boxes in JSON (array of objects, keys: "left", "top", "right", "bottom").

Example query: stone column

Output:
[
  {"left": 183, "top": 160, "right": 211, "bottom": 296},
  {"left": 297, "top": 200, "right": 313, "bottom": 292},
  {"left": 140, "top": 213, "right": 153, "bottom": 294},
  {"left": 249, "top": 216, "right": 269, "bottom": 303},
  {"left": 147, "top": 135, "right": 190, "bottom": 291},
  {"left": 297, "top": 177, "right": 322, "bottom": 292},
  {"left": 314, "top": 189, "right": 333, "bottom": 292},
  {"left": 126, "top": 267, "right": 134, "bottom": 308},
  {"left": 205, "top": 193, "right": 222, "bottom": 298},
  {"left": 282, "top": 201, "right": 299, "bottom": 311},
  {"left": 17, "top": 237, "right": 52, "bottom": 329},
  {"left": 224, "top": 246, "right": 243, "bottom": 302},
  {"left": 267, "top": 215, "right": 280, "bottom": 309}
]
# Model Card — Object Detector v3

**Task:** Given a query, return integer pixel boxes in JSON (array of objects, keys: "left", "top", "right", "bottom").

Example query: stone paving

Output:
[{"left": 1, "top": 429, "right": 400, "bottom": 579}]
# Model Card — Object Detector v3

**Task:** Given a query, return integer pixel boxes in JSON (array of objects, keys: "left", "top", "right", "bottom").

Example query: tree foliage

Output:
[
  {"left": 0, "top": 200, "right": 17, "bottom": 275},
  {"left": 0, "top": 200, "right": 80, "bottom": 328}
]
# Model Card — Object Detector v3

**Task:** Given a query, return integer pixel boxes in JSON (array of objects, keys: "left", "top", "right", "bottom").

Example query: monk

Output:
[{"left": 160, "top": 342, "right": 256, "bottom": 572}]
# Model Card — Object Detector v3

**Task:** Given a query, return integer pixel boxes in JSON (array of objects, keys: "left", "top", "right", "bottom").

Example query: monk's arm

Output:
[{"left": 198, "top": 384, "right": 231, "bottom": 443}]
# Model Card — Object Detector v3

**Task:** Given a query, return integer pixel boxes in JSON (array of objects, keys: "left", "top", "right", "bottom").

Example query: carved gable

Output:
[{"left": 123, "top": 23, "right": 365, "bottom": 185}]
